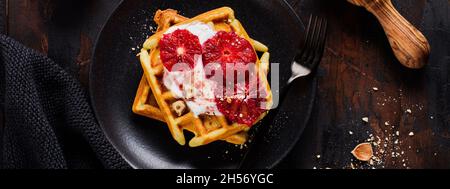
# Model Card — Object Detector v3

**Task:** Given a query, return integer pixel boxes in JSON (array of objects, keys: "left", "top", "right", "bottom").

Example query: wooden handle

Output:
[{"left": 348, "top": 0, "right": 430, "bottom": 69}]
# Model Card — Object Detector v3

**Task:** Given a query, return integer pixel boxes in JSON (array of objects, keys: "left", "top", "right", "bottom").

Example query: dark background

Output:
[{"left": 1, "top": 0, "right": 449, "bottom": 169}]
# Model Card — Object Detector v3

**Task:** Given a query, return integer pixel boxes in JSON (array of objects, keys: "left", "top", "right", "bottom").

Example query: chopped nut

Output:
[
  {"left": 409, "top": 132, "right": 414, "bottom": 136},
  {"left": 406, "top": 109, "right": 412, "bottom": 114},
  {"left": 362, "top": 117, "right": 369, "bottom": 123},
  {"left": 384, "top": 121, "right": 390, "bottom": 126},
  {"left": 207, "top": 22, "right": 215, "bottom": 29},
  {"left": 351, "top": 143, "right": 374, "bottom": 162},
  {"left": 350, "top": 163, "right": 356, "bottom": 169},
  {"left": 372, "top": 87, "right": 379, "bottom": 91},
  {"left": 172, "top": 100, "right": 186, "bottom": 116}
]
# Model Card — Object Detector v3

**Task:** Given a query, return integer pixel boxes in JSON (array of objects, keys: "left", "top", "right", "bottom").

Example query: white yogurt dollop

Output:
[{"left": 165, "top": 21, "right": 216, "bottom": 44}]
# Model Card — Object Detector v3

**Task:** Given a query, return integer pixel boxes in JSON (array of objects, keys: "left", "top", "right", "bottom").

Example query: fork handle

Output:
[{"left": 352, "top": 0, "right": 430, "bottom": 69}]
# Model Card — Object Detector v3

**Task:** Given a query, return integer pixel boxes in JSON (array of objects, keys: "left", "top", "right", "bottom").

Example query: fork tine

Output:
[
  {"left": 302, "top": 16, "right": 321, "bottom": 67},
  {"left": 299, "top": 16, "right": 317, "bottom": 59},
  {"left": 312, "top": 17, "right": 328, "bottom": 66},
  {"left": 314, "top": 17, "right": 326, "bottom": 53},
  {"left": 304, "top": 15, "right": 316, "bottom": 51},
  {"left": 295, "top": 15, "right": 314, "bottom": 60}
]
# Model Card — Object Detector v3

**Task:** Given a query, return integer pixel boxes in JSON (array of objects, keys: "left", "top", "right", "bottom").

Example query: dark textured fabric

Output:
[
  {"left": 0, "top": 34, "right": 130, "bottom": 169},
  {"left": 0, "top": 0, "right": 5, "bottom": 35}
]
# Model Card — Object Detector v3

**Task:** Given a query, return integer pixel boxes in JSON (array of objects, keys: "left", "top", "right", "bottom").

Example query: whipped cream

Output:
[{"left": 165, "top": 21, "right": 216, "bottom": 44}]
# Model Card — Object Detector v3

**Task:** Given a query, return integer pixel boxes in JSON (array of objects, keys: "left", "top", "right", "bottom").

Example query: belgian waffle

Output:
[{"left": 133, "top": 8, "right": 272, "bottom": 147}]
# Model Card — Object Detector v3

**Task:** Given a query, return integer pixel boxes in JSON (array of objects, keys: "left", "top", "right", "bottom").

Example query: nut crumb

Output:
[
  {"left": 171, "top": 101, "right": 187, "bottom": 116},
  {"left": 362, "top": 117, "right": 369, "bottom": 123},
  {"left": 408, "top": 132, "right": 414, "bottom": 136},
  {"left": 406, "top": 109, "right": 412, "bottom": 114},
  {"left": 372, "top": 87, "right": 379, "bottom": 91}
]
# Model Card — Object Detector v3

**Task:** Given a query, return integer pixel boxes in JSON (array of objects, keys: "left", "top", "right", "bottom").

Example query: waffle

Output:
[{"left": 133, "top": 7, "right": 272, "bottom": 147}]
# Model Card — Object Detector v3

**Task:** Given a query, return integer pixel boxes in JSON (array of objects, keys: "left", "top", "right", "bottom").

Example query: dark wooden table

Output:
[{"left": 2, "top": 0, "right": 449, "bottom": 169}]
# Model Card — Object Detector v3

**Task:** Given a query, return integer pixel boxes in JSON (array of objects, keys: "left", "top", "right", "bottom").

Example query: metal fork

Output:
[
  {"left": 240, "top": 15, "right": 329, "bottom": 168},
  {"left": 288, "top": 15, "right": 328, "bottom": 84}
]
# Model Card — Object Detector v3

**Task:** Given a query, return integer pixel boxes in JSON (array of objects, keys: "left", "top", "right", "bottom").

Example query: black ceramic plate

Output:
[{"left": 90, "top": 0, "right": 316, "bottom": 169}]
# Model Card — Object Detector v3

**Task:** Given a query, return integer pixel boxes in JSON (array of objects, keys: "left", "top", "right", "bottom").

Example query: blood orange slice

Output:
[{"left": 159, "top": 29, "right": 202, "bottom": 71}]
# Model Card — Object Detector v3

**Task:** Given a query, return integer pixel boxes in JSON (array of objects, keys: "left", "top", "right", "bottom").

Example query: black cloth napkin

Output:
[{"left": 0, "top": 35, "right": 130, "bottom": 169}]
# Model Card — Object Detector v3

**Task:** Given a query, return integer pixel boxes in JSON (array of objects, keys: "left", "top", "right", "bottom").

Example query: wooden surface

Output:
[
  {"left": 3, "top": 0, "right": 449, "bottom": 169},
  {"left": 348, "top": 0, "right": 430, "bottom": 69}
]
